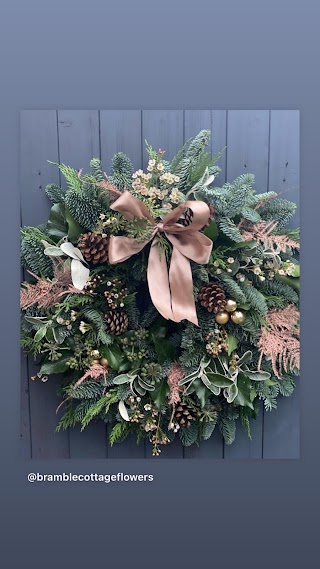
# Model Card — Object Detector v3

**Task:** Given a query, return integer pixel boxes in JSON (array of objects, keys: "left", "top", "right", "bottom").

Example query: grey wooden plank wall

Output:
[{"left": 20, "top": 110, "right": 300, "bottom": 459}]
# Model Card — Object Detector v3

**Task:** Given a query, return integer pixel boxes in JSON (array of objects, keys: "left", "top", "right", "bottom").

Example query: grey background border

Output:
[{"left": 1, "top": 0, "right": 318, "bottom": 567}]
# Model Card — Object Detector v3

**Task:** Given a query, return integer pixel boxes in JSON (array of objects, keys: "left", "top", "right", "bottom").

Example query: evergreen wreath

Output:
[{"left": 20, "top": 130, "right": 300, "bottom": 456}]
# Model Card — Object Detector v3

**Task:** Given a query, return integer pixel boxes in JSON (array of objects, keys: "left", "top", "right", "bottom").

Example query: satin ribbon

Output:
[{"left": 108, "top": 190, "right": 213, "bottom": 325}]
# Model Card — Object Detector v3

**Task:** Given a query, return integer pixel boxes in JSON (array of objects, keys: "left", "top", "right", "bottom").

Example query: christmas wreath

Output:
[{"left": 20, "top": 130, "right": 300, "bottom": 455}]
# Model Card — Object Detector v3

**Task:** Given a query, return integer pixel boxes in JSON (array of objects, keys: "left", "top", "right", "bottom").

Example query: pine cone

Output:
[
  {"left": 175, "top": 401, "right": 197, "bottom": 428},
  {"left": 198, "top": 281, "right": 226, "bottom": 313},
  {"left": 78, "top": 232, "right": 109, "bottom": 265},
  {"left": 104, "top": 310, "right": 129, "bottom": 335}
]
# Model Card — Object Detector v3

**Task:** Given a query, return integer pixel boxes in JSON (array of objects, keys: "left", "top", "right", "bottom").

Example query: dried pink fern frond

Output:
[
  {"left": 73, "top": 364, "right": 108, "bottom": 388},
  {"left": 258, "top": 304, "right": 300, "bottom": 378},
  {"left": 167, "top": 363, "right": 185, "bottom": 405},
  {"left": 242, "top": 221, "right": 299, "bottom": 252},
  {"left": 20, "top": 259, "right": 86, "bottom": 310}
]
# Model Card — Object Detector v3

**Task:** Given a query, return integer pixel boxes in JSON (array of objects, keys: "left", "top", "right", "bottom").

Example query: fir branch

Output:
[{"left": 109, "top": 422, "right": 131, "bottom": 446}]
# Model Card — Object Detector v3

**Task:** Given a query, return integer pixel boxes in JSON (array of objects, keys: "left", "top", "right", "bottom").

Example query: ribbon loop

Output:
[{"left": 108, "top": 191, "right": 213, "bottom": 326}]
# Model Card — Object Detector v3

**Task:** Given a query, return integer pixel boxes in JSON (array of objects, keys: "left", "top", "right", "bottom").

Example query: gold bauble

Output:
[
  {"left": 215, "top": 311, "right": 230, "bottom": 325},
  {"left": 91, "top": 349, "right": 100, "bottom": 358},
  {"left": 99, "top": 358, "right": 109, "bottom": 368},
  {"left": 225, "top": 299, "right": 237, "bottom": 313},
  {"left": 90, "top": 359, "right": 101, "bottom": 365},
  {"left": 231, "top": 310, "right": 245, "bottom": 324}
]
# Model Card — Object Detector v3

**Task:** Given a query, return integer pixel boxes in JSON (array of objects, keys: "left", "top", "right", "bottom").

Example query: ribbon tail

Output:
[
  {"left": 169, "top": 247, "right": 199, "bottom": 326},
  {"left": 147, "top": 239, "right": 174, "bottom": 321}
]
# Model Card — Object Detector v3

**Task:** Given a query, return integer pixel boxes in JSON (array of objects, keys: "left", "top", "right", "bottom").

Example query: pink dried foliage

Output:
[
  {"left": 258, "top": 304, "right": 300, "bottom": 378},
  {"left": 242, "top": 221, "right": 299, "bottom": 252},
  {"left": 167, "top": 363, "right": 185, "bottom": 405},
  {"left": 73, "top": 363, "right": 108, "bottom": 388},
  {"left": 20, "top": 259, "right": 86, "bottom": 310}
]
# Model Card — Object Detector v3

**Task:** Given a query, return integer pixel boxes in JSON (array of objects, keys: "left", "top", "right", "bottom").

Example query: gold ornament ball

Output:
[
  {"left": 231, "top": 310, "right": 245, "bottom": 324},
  {"left": 225, "top": 299, "right": 237, "bottom": 313},
  {"left": 91, "top": 349, "right": 101, "bottom": 358},
  {"left": 215, "top": 311, "right": 230, "bottom": 325},
  {"left": 99, "top": 358, "right": 109, "bottom": 368},
  {"left": 90, "top": 359, "right": 101, "bottom": 365}
]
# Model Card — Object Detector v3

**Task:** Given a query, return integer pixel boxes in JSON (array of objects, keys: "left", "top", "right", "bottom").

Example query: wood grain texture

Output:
[
  {"left": 20, "top": 111, "right": 70, "bottom": 458},
  {"left": 20, "top": 109, "right": 300, "bottom": 459},
  {"left": 100, "top": 110, "right": 142, "bottom": 171},
  {"left": 263, "top": 110, "right": 300, "bottom": 458},
  {"left": 227, "top": 110, "right": 270, "bottom": 191},
  {"left": 57, "top": 110, "right": 108, "bottom": 458}
]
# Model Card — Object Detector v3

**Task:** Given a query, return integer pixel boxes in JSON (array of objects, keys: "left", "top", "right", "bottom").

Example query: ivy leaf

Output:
[
  {"left": 47, "top": 203, "right": 68, "bottom": 239},
  {"left": 40, "top": 355, "right": 71, "bottom": 375},
  {"left": 226, "top": 334, "right": 238, "bottom": 356},
  {"left": 151, "top": 330, "right": 176, "bottom": 364},
  {"left": 234, "top": 374, "right": 254, "bottom": 410},
  {"left": 100, "top": 344, "right": 127, "bottom": 372},
  {"left": 65, "top": 207, "right": 84, "bottom": 242},
  {"left": 152, "top": 379, "right": 169, "bottom": 410},
  {"left": 192, "top": 378, "right": 209, "bottom": 408},
  {"left": 204, "top": 219, "right": 219, "bottom": 242}
]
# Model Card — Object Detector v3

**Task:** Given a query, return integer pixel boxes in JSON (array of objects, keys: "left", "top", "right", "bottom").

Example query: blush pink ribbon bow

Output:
[{"left": 108, "top": 190, "right": 213, "bottom": 326}]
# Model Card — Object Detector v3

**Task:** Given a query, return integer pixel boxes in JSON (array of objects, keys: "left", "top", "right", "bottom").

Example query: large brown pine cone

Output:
[
  {"left": 78, "top": 232, "right": 109, "bottom": 265},
  {"left": 198, "top": 281, "right": 226, "bottom": 313},
  {"left": 175, "top": 401, "right": 197, "bottom": 428},
  {"left": 104, "top": 310, "right": 129, "bottom": 335}
]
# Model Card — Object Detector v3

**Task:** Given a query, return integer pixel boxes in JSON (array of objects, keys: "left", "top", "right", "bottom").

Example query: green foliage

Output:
[
  {"left": 238, "top": 282, "right": 268, "bottom": 315},
  {"left": 81, "top": 308, "right": 112, "bottom": 345},
  {"left": 45, "top": 184, "right": 66, "bottom": 204},
  {"left": 109, "top": 152, "right": 134, "bottom": 190},
  {"left": 21, "top": 131, "right": 300, "bottom": 453},
  {"left": 81, "top": 391, "right": 118, "bottom": 430},
  {"left": 240, "top": 407, "right": 252, "bottom": 440},
  {"left": 258, "top": 198, "right": 296, "bottom": 229},
  {"left": 179, "top": 423, "right": 199, "bottom": 446},
  {"left": 67, "top": 380, "right": 104, "bottom": 400},
  {"left": 90, "top": 158, "right": 104, "bottom": 181},
  {"left": 171, "top": 130, "right": 216, "bottom": 190},
  {"left": 65, "top": 190, "right": 102, "bottom": 231},
  {"left": 109, "top": 421, "right": 130, "bottom": 446},
  {"left": 218, "top": 407, "right": 239, "bottom": 445},
  {"left": 21, "top": 227, "right": 54, "bottom": 277},
  {"left": 258, "top": 278, "right": 299, "bottom": 305},
  {"left": 52, "top": 162, "right": 82, "bottom": 191},
  {"left": 216, "top": 273, "right": 247, "bottom": 304},
  {"left": 217, "top": 217, "right": 243, "bottom": 242}
]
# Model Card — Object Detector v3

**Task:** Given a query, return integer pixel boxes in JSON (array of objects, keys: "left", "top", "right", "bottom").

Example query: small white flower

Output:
[
  {"left": 216, "top": 268, "right": 222, "bottom": 274},
  {"left": 79, "top": 321, "right": 89, "bottom": 334},
  {"left": 227, "top": 257, "right": 235, "bottom": 264}
]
